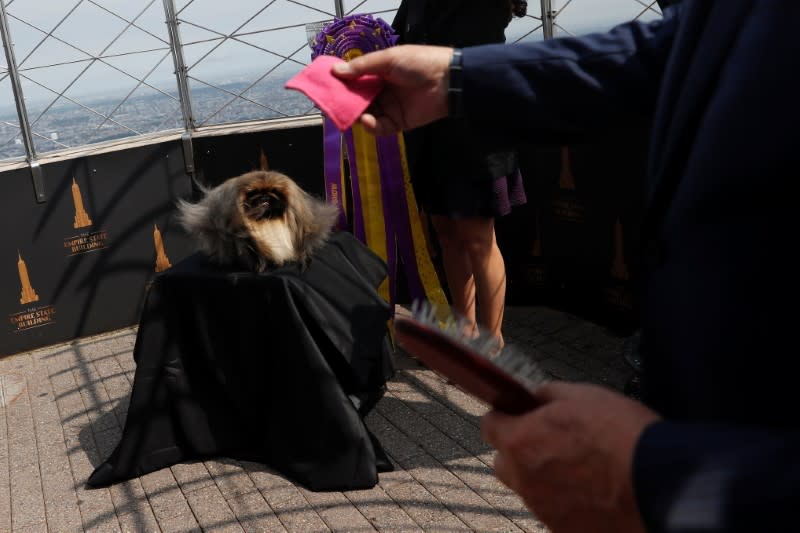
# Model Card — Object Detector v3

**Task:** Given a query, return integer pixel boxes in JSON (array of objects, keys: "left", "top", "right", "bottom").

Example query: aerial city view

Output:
[{"left": 0, "top": 70, "right": 314, "bottom": 160}]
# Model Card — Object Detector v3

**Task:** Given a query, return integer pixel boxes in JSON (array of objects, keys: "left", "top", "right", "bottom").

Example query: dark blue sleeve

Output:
[
  {"left": 459, "top": 7, "right": 680, "bottom": 144},
  {"left": 633, "top": 421, "right": 800, "bottom": 532}
]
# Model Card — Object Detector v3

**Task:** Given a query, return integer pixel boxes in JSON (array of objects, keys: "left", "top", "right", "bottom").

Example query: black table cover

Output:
[{"left": 88, "top": 232, "right": 395, "bottom": 491}]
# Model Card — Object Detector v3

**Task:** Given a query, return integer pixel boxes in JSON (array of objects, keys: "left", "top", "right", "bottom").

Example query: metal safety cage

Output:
[{"left": 0, "top": 0, "right": 662, "bottom": 168}]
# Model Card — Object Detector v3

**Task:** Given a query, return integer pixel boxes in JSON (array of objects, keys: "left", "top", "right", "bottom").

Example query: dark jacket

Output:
[
  {"left": 392, "top": 0, "right": 517, "bottom": 197},
  {"left": 460, "top": 1, "right": 799, "bottom": 531}
]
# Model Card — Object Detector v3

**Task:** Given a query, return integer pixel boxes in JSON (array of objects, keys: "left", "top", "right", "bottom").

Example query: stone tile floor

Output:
[{"left": 0, "top": 306, "right": 633, "bottom": 532}]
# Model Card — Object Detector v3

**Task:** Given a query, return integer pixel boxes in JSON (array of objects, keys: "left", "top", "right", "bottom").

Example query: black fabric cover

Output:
[{"left": 88, "top": 232, "right": 395, "bottom": 491}]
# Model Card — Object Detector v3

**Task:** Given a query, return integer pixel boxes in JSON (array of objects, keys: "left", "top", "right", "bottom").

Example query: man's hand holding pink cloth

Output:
[{"left": 331, "top": 45, "right": 453, "bottom": 136}]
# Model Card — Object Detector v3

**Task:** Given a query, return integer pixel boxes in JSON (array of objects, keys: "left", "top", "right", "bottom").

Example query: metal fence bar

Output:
[
  {"left": 163, "top": 0, "right": 195, "bottom": 132},
  {"left": 541, "top": 0, "right": 555, "bottom": 39},
  {"left": 163, "top": 0, "right": 197, "bottom": 174},
  {"left": 334, "top": 0, "right": 345, "bottom": 19},
  {"left": 1, "top": 2, "right": 34, "bottom": 159},
  {"left": 1, "top": 0, "right": 45, "bottom": 201}
]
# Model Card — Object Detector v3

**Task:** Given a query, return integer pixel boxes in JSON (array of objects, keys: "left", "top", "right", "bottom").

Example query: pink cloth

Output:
[{"left": 285, "top": 55, "right": 383, "bottom": 131}]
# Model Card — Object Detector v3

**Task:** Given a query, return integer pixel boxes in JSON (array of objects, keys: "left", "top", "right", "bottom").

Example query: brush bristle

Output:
[{"left": 408, "top": 300, "right": 549, "bottom": 389}]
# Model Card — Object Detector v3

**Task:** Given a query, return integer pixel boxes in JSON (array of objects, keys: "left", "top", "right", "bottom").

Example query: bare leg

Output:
[
  {"left": 431, "top": 215, "right": 477, "bottom": 334},
  {"left": 431, "top": 216, "right": 506, "bottom": 343}
]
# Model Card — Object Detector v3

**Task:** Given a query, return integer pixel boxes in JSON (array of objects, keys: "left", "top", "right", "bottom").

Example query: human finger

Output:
[
  {"left": 332, "top": 49, "right": 395, "bottom": 79},
  {"left": 492, "top": 449, "right": 524, "bottom": 493},
  {"left": 480, "top": 410, "right": 515, "bottom": 448},
  {"left": 355, "top": 114, "right": 399, "bottom": 136},
  {"left": 480, "top": 382, "right": 570, "bottom": 448}
]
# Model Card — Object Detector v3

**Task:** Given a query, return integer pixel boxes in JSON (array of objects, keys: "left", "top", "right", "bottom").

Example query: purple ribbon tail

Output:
[
  {"left": 323, "top": 117, "right": 348, "bottom": 231},
  {"left": 376, "top": 135, "right": 426, "bottom": 301},
  {"left": 343, "top": 129, "right": 366, "bottom": 243},
  {"left": 375, "top": 136, "right": 398, "bottom": 307}
]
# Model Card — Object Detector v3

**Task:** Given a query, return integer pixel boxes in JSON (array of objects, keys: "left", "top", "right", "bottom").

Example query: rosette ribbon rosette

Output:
[{"left": 312, "top": 15, "right": 448, "bottom": 316}]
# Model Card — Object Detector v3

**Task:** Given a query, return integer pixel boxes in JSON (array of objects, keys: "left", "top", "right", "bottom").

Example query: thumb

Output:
[
  {"left": 332, "top": 49, "right": 393, "bottom": 79},
  {"left": 331, "top": 61, "right": 356, "bottom": 77}
]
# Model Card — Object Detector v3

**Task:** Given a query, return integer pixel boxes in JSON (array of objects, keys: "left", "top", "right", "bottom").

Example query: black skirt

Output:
[{"left": 405, "top": 118, "right": 526, "bottom": 218}]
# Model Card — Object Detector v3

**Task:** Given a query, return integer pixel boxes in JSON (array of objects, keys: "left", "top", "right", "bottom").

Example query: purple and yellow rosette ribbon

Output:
[{"left": 313, "top": 14, "right": 448, "bottom": 319}]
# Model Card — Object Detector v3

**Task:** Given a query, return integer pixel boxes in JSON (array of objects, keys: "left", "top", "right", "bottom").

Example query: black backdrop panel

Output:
[
  {"left": 500, "top": 126, "right": 650, "bottom": 333},
  {"left": 193, "top": 125, "right": 325, "bottom": 196},
  {"left": 1, "top": 141, "right": 195, "bottom": 357},
  {"left": 1, "top": 120, "right": 647, "bottom": 357}
]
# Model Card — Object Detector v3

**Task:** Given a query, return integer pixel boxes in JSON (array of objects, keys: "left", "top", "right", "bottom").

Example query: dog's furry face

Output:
[{"left": 177, "top": 170, "right": 339, "bottom": 271}]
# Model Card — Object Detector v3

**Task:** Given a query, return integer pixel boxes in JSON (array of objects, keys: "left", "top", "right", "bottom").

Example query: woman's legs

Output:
[
  {"left": 430, "top": 215, "right": 477, "bottom": 331},
  {"left": 431, "top": 215, "right": 506, "bottom": 342}
]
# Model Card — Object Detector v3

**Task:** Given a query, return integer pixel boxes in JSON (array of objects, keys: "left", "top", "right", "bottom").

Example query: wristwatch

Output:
[{"left": 448, "top": 48, "right": 464, "bottom": 119}]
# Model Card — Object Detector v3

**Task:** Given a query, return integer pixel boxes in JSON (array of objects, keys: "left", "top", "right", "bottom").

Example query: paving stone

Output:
[
  {"left": 43, "top": 498, "right": 84, "bottom": 533},
  {"left": 299, "top": 488, "right": 374, "bottom": 531},
  {"left": 376, "top": 395, "right": 439, "bottom": 441},
  {"left": 0, "top": 438, "right": 11, "bottom": 533},
  {"left": 256, "top": 482, "right": 329, "bottom": 532},
  {"left": 10, "top": 463, "right": 46, "bottom": 529},
  {"left": 118, "top": 507, "right": 161, "bottom": 533},
  {"left": 11, "top": 523, "right": 49, "bottom": 533},
  {"left": 0, "top": 408, "right": 7, "bottom": 441},
  {"left": 76, "top": 486, "right": 121, "bottom": 532},
  {"left": 382, "top": 480, "right": 465, "bottom": 531},
  {"left": 400, "top": 452, "right": 465, "bottom": 494},
  {"left": 140, "top": 469, "right": 194, "bottom": 522},
  {"left": 226, "top": 491, "right": 287, "bottom": 533},
  {"left": 93, "top": 426, "right": 123, "bottom": 460},
  {"left": 108, "top": 478, "right": 151, "bottom": 516},
  {"left": 66, "top": 436, "right": 103, "bottom": 485},
  {"left": 185, "top": 484, "right": 244, "bottom": 532},
  {"left": 239, "top": 461, "right": 292, "bottom": 494},
  {"left": 366, "top": 412, "right": 426, "bottom": 465},
  {"left": 172, "top": 460, "right": 216, "bottom": 493},
  {"left": 435, "top": 485, "right": 522, "bottom": 532},
  {"left": 343, "top": 484, "right": 422, "bottom": 532},
  {"left": 390, "top": 381, "right": 491, "bottom": 460},
  {"left": 157, "top": 511, "right": 203, "bottom": 533},
  {"left": 403, "top": 369, "right": 490, "bottom": 419},
  {"left": 8, "top": 431, "right": 38, "bottom": 469},
  {"left": 376, "top": 460, "right": 417, "bottom": 491},
  {"left": 205, "top": 458, "right": 258, "bottom": 499}
]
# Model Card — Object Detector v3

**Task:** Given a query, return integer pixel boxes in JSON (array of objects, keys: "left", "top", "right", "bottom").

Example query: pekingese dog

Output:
[{"left": 177, "top": 170, "right": 339, "bottom": 272}]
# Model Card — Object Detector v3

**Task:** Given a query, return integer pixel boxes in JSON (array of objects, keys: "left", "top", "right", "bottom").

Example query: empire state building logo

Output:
[
  {"left": 17, "top": 251, "right": 39, "bottom": 305},
  {"left": 153, "top": 224, "right": 172, "bottom": 273},
  {"left": 10, "top": 251, "right": 56, "bottom": 332},
  {"left": 72, "top": 177, "right": 93, "bottom": 228}
]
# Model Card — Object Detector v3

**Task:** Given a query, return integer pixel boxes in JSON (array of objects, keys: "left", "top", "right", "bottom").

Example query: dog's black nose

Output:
[{"left": 243, "top": 189, "right": 286, "bottom": 220}]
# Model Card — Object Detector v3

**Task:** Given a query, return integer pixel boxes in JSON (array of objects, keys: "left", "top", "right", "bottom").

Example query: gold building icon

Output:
[
  {"left": 72, "top": 177, "right": 93, "bottom": 228},
  {"left": 153, "top": 224, "right": 172, "bottom": 273},
  {"left": 17, "top": 251, "right": 39, "bottom": 305},
  {"left": 610, "top": 218, "right": 630, "bottom": 281}
]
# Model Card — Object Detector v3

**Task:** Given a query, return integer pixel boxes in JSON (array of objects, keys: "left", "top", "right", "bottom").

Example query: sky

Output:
[{"left": 1, "top": 0, "right": 662, "bottom": 114}]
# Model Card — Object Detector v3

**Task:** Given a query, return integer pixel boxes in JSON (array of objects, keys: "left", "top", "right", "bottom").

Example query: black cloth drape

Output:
[{"left": 88, "top": 232, "right": 395, "bottom": 491}]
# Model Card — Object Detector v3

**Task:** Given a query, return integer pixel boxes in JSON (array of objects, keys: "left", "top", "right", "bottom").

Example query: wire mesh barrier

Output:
[{"left": 1, "top": 0, "right": 662, "bottom": 164}]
